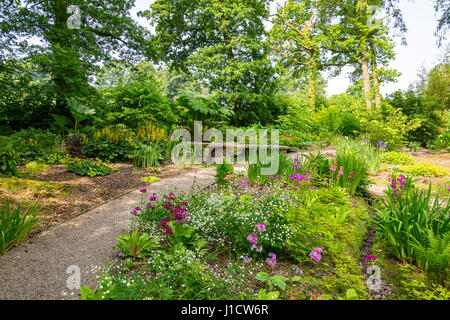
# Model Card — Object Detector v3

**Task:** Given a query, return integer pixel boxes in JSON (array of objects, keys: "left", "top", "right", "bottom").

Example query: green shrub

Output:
[
  {"left": 0, "top": 198, "right": 38, "bottom": 255},
  {"left": 382, "top": 152, "right": 415, "bottom": 165},
  {"left": 401, "top": 163, "right": 448, "bottom": 177},
  {"left": 0, "top": 146, "right": 19, "bottom": 176},
  {"left": 0, "top": 129, "right": 66, "bottom": 165},
  {"left": 64, "top": 158, "right": 113, "bottom": 177},
  {"left": 84, "top": 139, "right": 135, "bottom": 163},
  {"left": 338, "top": 113, "right": 361, "bottom": 136}
]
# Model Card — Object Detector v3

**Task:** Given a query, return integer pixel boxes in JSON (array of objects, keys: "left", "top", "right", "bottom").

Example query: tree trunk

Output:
[
  {"left": 360, "top": 44, "right": 372, "bottom": 111},
  {"left": 370, "top": 43, "right": 382, "bottom": 109},
  {"left": 307, "top": 60, "right": 316, "bottom": 109}
]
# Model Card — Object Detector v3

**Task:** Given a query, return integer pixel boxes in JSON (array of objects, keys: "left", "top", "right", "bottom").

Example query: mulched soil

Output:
[{"left": 0, "top": 161, "right": 194, "bottom": 239}]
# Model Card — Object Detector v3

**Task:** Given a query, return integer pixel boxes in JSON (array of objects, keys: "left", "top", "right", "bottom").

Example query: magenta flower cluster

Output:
[
  {"left": 365, "top": 255, "right": 377, "bottom": 263},
  {"left": 390, "top": 175, "right": 407, "bottom": 197},
  {"left": 309, "top": 247, "right": 323, "bottom": 263},
  {"left": 158, "top": 193, "right": 191, "bottom": 236}
]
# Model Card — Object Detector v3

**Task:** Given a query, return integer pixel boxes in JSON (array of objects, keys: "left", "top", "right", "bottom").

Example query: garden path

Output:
[{"left": 0, "top": 167, "right": 216, "bottom": 300}]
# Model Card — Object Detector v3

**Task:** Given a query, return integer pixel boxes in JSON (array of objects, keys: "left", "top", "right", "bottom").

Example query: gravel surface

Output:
[{"left": 0, "top": 168, "right": 216, "bottom": 300}]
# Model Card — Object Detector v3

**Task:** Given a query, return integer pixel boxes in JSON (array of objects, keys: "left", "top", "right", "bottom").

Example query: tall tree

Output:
[
  {"left": 0, "top": 0, "right": 154, "bottom": 114},
  {"left": 270, "top": 0, "right": 327, "bottom": 109},
  {"left": 144, "top": 0, "right": 280, "bottom": 125}
]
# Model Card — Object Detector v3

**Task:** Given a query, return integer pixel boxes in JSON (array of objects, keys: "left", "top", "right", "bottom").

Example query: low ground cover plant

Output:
[{"left": 64, "top": 157, "right": 114, "bottom": 177}]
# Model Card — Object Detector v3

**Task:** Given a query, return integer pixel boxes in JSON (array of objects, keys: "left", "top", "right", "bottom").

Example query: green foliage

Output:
[
  {"left": 84, "top": 138, "right": 135, "bottom": 163},
  {"left": 133, "top": 143, "right": 163, "bottom": 169},
  {"left": 361, "top": 106, "right": 421, "bottom": 151},
  {"left": 215, "top": 159, "right": 234, "bottom": 186},
  {"left": 176, "top": 91, "right": 233, "bottom": 129},
  {"left": 22, "top": 162, "right": 50, "bottom": 178},
  {"left": 64, "top": 158, "right": 113, "bottom": 177},
  {"left": 0, "top": 129, "right": 66, "bottom": 165},
  {"left": 387, "top": 90, "right": 445, "bottom": 147},
  {"left": 412, "top": 233, "right": 449, "bottom": 286},
  {"left": 0, "top": 145, "right": 18, "bottom": 176},
  {"left": 146, "top": 0, "right": 281, "bottom": 126},
  {"left": 400, "top": 163, "right": 448, "bottom": 178},
  {"left": 338, "top": 113, "right": 362, "bottom": 136},
  {"left": 98, "top": 80, "right": 176, "bottom": 129},
  {"left": 114, "top": 231, "right": 160, "bottom": 259},
  {"left": 382, "top": 152, "right": 415, "bottom": 165},
  {"left": 0, "top": 198, "right": 38, "bottom": 255},
  {"left": 373, "top": 177, "right": 449, "bottom": 276}
]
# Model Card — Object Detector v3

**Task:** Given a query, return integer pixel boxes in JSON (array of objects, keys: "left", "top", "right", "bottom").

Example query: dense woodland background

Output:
[{"left": 0, "top": 0, "right": 449, "bottom": 168}]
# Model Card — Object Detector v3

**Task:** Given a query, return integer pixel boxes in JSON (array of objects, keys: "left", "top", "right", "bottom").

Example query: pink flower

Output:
[
  {"left": 255, "top": 222, "right": 266, "bottom": 233},
  {"left": 243, "top": 257, "right": 253, "bottom": 263},
  {"left": 266, "top": 252, "right": 277, "bottom": 266},
  {"left": 247, "top": 232, "right": 258, "bottom": 244},
  {"left": 309, "top": 247, "right": 323, "bottom": 263},
  {"left": 365, "top": 255, "right": 377, "bottom": 263},
  {"left": 140, "top": 188, "right": 147, "bottom": 193}
]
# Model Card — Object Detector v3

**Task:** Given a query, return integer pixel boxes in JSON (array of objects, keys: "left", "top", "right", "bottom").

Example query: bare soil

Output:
[{"left": 0, "top": 162, "right": 193, "bottom": 238}]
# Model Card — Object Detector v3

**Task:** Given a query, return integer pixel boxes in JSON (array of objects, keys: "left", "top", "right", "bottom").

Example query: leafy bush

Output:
[
  {"left": 0, "top": 146, "right": 19, "bottom": 176},
  {"left": 0, "top": 129, "right": 66, "bottom": 165},
  {"left": 97, "top": 80, "right": 177, "bottom": 128},
  {"left": 84, "top": 138, "right": 135, "bottom": 163},
  {"left": 338, "top": 113, "right": 361, "bottom": 136},
  {"left": 64, "top": 158, "right": 113, "bottom": 177},
  {"left": 0, "top": 198, "right": 38, "bottom": 255},
  {"left": 401, "top": 163, "right": 448, "bottom": 177},
  {"left": 361, "top": 106, "right": 421, "bottom": 151},
  {"left": 382, "top": 152, "right": 415, "bottom": 165}
]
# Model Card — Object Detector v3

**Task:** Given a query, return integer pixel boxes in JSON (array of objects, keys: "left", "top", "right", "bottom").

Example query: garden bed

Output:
[{"left": 0, "top": 162, "right": 192, "bottom": 239}]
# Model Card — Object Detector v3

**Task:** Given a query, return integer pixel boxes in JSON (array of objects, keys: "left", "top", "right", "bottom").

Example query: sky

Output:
[{"left": 131, "top": 0, "right": 447, "bottom": 97}]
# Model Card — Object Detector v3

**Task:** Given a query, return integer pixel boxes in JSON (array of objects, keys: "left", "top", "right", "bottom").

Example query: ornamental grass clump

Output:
[{"left": 0, "top": 198, "right": 38, "bottom": 255}]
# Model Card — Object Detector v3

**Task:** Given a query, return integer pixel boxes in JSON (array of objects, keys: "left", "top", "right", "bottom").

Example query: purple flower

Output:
[
  {"left": 255, "top": 222, "right": 266, "bottom": 233},
  {"left": 365, "top": 255, "right": 377, "bottom": 263},
  {"left": 266, "top": 252, "right": 277, "bottom": 266},
  {"left": 251, "top": 244, "right": 263, "bottom": 252},
  {"left": 247, "top": 232, "right": 258, "bottom": 244},
  {"left": 130, "top": 210, "right": 138, "bottom": 216},
  {"left": 243, "top": 257, "right": 253, "bottom": 263},
  {"left": 295, "top": 267, "right": 303, "bottom": 275},
  {"left": 146, "top": 204, "right": 153, "bottom": 209},
  {"left": 140, "top": 188, "right": 147, "bottom": 193},
  {"left": 309, "top": 247, "right": 323, "bottom": 263},
  {"left": 150, "top": 196, "right": 157, "bottom": 201}
]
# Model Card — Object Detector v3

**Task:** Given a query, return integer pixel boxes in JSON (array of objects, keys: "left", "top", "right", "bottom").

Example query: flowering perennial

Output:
[{"left": 309, "top": 247, "right": 323, "bottom": 263}]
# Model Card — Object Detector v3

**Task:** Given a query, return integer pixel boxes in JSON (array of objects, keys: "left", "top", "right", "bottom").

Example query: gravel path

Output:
[{"left": 0, "top": 168, "right": 216, "bottom": 300}]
